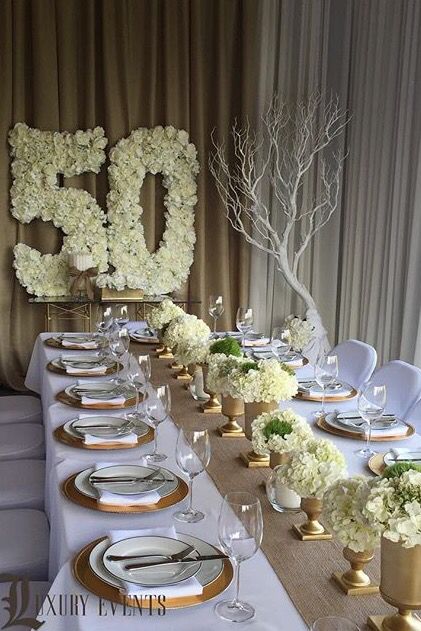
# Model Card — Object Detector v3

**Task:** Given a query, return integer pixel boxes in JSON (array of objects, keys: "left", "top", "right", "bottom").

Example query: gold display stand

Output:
[{"left": 332, "top": 572, "right": 379, "bottom": 596}]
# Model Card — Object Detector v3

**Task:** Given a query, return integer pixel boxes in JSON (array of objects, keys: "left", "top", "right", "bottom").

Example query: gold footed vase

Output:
[
  {"left": 270, "top": 452, "right": 290, "bottom": 468},
  {"left": 157, "top": 345, "right": 173, "bottom": 359},
  {"left": 333, "top": 547, "right": 378, "bottom": 595},
  {"left": 174, "top": 364, "right": 193, "bottom": 381},
  {"left": 240, "top": 401, "right": 277, "bottom": 468},
  {"left": 368, "top": 538, "right": 421, "bottom": 631},
  {"left": 201, "top": 364, "right": 221, "bottom": 414},
  {"left": 293, "top": 497, "right": 332, "bottom": 541},
  {"left": 219, "top": 395, "right": 245, "bottom": 437}
]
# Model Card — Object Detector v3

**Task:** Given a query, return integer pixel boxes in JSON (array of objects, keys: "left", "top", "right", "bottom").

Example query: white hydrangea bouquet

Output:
[
  {"left": 276, "top": 438, "right": 347, "bottom": 499},
  {"left": 147, "top": 298, "right": 185, "bottom": 332},
  {"left": 362, "top": 467, "right": 421, "bottom": 548},
  {"left": 207, "top": 354, "right": 247, "bottom": 396},
  {"left": 228, "top": 358, "right": 298, "bottom": 403},
  {"left": 284, "top": 314, "right": 314, "bottom": 352},
  {"left": 163, "top": 314, "right": 210, "bottom": 365},
  {"left": 323, "top": 476, "right": 380, "bottom": 552},
  {"left": 251, "top": 409, "right": 313, "bottom": 456}
]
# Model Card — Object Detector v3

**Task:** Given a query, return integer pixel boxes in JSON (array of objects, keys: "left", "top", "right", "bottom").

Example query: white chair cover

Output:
[
  {"left": 0, "top": 509, "right": 49, "bottom": 580},
  {"left": 330, "top": 339, "right": 377, "bottom": 390},
  {"left": 0, "top": 423, "right": 44, "bottom": 460},
  {"left": 405, "top": 398, "right": 421, "bottom": 427},
  {"left": 0, "top": 460, "right": 45, "bottom": 509},
  {"left": 0, "top": 395, "right": 42, "bottom": 424},
  {"left": 371, "top": 360, "right": 421, "bottom": 417}
]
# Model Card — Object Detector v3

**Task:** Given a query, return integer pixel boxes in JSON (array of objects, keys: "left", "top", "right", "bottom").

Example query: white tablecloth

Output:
[{"left": 25, "top": 332, "right": 421, "bottom": 630}]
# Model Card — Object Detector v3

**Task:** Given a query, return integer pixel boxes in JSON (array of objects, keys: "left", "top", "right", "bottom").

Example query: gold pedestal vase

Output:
[
  {"left": 270, "top": 452, "right": 289, "bottom": 468},
  {"left": 240, "top": 401, "right": 277, "bottom": 468},
  {"left": 368, "top": 538, "right": 421, "bottom": 631},
  {"left": 200, "top": 364, "right": 221, "bottom": 414},
  {"left": 293, "top": 497, "right": 332, "bottom": 541},
  {"left": 219, "top": 395, "right": 245, "bottom": 437},
  {"left": 174, "top": 365, "right": 193, "bottom": 381},
  {"left": 157, "top": 345, "right": 174, "bottom": 359},
  {"left": 333, "top": 547, "right": 379, "bottom": 595}
]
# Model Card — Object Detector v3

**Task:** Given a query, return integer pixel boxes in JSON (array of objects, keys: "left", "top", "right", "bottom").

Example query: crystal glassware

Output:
[
  {"left": 209, "top": 295, "right": 225, "bottom": 336},
  {"left": 143, "top": 384, "right": 171, "bottom": 463},
  {"left": 355, "top": 382, "right": 386, "bottom": 459},
  {"left": 109, "top": 328, "right": 130, "bottom": 381},
  {"left": 271, "top": 326, "right": 291, "bottom": 360},
  {"left": 215, "top": 492, "right": 263, "bottom": 623},
  {"left": 314, "top": 354, "right": 338, "bottom": 417},
  {"left": 174, "top": 429, "right": 211, "bottom": 523},
  {"left": 236, "top": 307, "right": 253, "bottom": 352},
  {"left": 311, "top": 617, "right": 360, "bottom": 631},
  {"left": 125, "top": 353, "right": 150, "bottom": 421}
]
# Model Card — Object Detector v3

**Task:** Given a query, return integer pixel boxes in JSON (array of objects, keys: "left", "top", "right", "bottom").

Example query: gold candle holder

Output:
[
  {"left": 219, "top": 395, "right": 245, "bottom": 437},
  {"left": 368, "top": 538, "right": 421, "bottom": 630},
  {"left": 174, "top": 365, "right": 193, "bottom": 381},
  {"left": 293, "top": 497, "right": 332, "bottom": 541},
  {"left": 241, "top": 401, "right": 277, "bottom": 468},
  {"left": 201, "top": 364, "right": 221, "bottom": 414},
  {"left": 333, "top": 547, "right": 379, "bottom": 595}
]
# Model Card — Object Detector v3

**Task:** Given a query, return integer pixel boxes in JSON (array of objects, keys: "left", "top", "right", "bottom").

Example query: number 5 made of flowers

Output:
[{"left": 9, "top": 123, "right": 108, "bottom": 297}]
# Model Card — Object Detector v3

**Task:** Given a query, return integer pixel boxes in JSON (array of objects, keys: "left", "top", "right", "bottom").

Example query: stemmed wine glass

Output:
[
  {"left": 355, "top": 382, "right": 387, "bottom": 459},
  {"left": 109, "top": 328, "right": 130, "bottom": 382},
  {"left": 271, "top": 326, "right": 291, "bottom": 360},
  {"left": 95, "top": 305, "right": 113, "bottom": 334},
  {"left": 236, "top": 307, "right": 253, "bottom": 352},
  {"left": 174, "top": 429, "right": 211, "bottom": 523},
  {"left": 311, "top": 618, "right": 360, "bottom": 631},
  {"left": 113, "top": 304, "right": 129, "bottom": 328},
  {"left": 209, "top": 295, "right": 225, "bottom": 336},
  {"left": 314, "top": 354, "right": 339, "bottom": 417},
  {"left": 215, "top": 492, "right": 263, "bottom": 623},
  {"left": 143, "top": 384, "right": 171, "bottom": 463},
  {"left": 126, "top": 353, "right": 151, "bottom": 421}
]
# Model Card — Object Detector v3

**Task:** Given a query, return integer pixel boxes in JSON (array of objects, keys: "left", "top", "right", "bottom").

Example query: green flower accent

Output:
[
  {"left": 209, "top": 337, "right": 242, "bottom": 357},
  {"left": 240, "top": 361, "right": 258, "bottom": 374},
  {"left": 383, "top": 462, "right": 421, "bottom": 478},
  {"left": 262, "top": 419, "right": 293, "bottom": 440}
]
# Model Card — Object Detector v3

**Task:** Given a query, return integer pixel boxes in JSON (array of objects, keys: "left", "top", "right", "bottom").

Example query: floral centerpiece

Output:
[
  {"left": 163, "top": 313, "right": 210, "bottom": 378},
  {"left": 228, "top": 358, "right": 298, "bottom": 403},
  {"left": 251, "top": 409, "right": 313, "bottom": 465},
  {"left": 283, "top": 315, "right": 314, "bottom": 352},
  {"left": 201, "top": 337, "right": 242, "bottom": 414},
  {"left": 277, "top": 438, "right": 347, "bottom": 540},
  {"left": 323, "top": 476, "right": 380, "bottom": 593},
  {"left": 147, "top": 298, "right": 185, "bottom": 332},
  {"left": 363, "top": 464, "right": 421, "bottom": 627}
]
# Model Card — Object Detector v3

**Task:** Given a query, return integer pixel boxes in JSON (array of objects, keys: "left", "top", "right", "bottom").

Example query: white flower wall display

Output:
[
  {"left": 9, "top": 123, "right": 199, "bottom": 297},
  {"left": 9, "top": 123, "right": 108, "bottom": 296}
]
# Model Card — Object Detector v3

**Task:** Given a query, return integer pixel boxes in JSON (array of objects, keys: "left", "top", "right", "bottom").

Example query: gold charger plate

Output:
[
  {"left": 73, "top": 538, "right": 234, "bottom": 610},
  {"left": 316, "top": 416, "right": 415, "bottom": 441},
  {"left": 45, "top": 337, "right": 106, "bottom": 350},
  {"left": 368, "top": 453, "right": 386, "bottom": 476},
  {"left": 56, "top": 389, "right": 137, "bottom": 410},
  {"left": 62, "top": 472, "right": 188, "bottom": 513},
  {"left": 295, "top": 387, "right": 357, "bottom": 402},
  {"left": 53, "top": 423, "right": 153, "bottom": 450},
  {"left": 47, "top": 361, "right": 122, "bottom": 377}
]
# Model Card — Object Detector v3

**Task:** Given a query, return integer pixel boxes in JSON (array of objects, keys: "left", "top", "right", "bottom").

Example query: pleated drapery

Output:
[{"left": 0, "top": 0, "right": 258, "bottom": 389}]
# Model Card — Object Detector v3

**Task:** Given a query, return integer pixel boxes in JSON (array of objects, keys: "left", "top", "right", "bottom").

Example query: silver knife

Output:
[{"left": 125, "top": 554, "right": 228, "bottom": 571}]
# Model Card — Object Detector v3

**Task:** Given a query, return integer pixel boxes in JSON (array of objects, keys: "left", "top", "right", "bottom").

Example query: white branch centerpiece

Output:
[{"left": 209, "top": 94, "right": 349, "bottom": 362}]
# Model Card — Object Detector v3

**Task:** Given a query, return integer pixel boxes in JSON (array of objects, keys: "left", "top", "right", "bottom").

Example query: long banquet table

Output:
[{"left": 25, "top": 332, "right": 421, "bottom": 630}]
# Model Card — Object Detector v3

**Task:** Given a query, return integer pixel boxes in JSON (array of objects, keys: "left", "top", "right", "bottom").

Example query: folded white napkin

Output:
[
  {"left": 66, "top": 365, "right": 107, "bottom": 375},
  {"left": 108, "top": 526, "right": 203, "bottom": 598},
  {"left": 93, "top": 464, "right": 160, "bottom": 505},
  {"left": 75, "top": 413, "right": 138, "bottom": 445},
  {"left": 62, "top": 339, "right": 97, "bottom": 349}
]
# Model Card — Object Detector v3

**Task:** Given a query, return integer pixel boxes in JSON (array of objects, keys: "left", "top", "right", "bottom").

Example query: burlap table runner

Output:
[{"left": 147, "top": 348, "right": 397, "bottom": 630}]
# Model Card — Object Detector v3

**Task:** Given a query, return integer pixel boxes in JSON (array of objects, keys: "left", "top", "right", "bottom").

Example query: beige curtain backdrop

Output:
[
  {"left": 0, "top": 0, "right": 259, "bottom": 389},
  {"left": 250, "top": 0, "right": 421, "bottom": 368}
]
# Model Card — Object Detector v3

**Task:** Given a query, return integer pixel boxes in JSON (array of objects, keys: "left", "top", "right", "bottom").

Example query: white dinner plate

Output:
[
  {"left": 103, "top": 536, "right": 202, "bottom": 586},
  {"left": 88, "top": 534, "right": 225, "bottom": 593},
  {"left": 63, "top": 416, "right": 149, "bottom": 440},
  {"left": 52, "top": 357, "right": 113, "bottom": 372},
  {"left": 88, "top": 465, "right": 168, "bottom": 495},
  {"left": 74, "top": 465, "right": 179, "bottom": 500},
  {"left": 65, "top": 382, "right": 134, "bottom": 401},
  {"left": 324, "top": 412, "right": 406, "bottom": 436},
  {"left": 69, "top": 416, "right": 133, "bottom": 438}
]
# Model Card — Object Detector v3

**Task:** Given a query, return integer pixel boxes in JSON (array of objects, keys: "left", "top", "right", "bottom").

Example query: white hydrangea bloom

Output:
[
  {"left": 323, "top": 476, "right": 380, "bottom": 552},
  {"left": 147, "top": 299, "right": 185, "bottom": 330},
  {"left": 284, "top": 315, "right": 314, "bottom": 351},
  {"left": 163, "top": 314, "right": 210, "bottom": 364},
  {"left": 251, "top": 408, "right": 313, "bottom": 456},
  {"left": 228, "top": 359, "right": 298, "bottom": 403},
  {"left": 276, "top": 438, "right": 347, "bottom": 499}
]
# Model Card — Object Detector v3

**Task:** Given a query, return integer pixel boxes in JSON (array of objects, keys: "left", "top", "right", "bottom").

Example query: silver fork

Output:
[{"left": 106, "top": 544, "right": 195, "bottom": 563}]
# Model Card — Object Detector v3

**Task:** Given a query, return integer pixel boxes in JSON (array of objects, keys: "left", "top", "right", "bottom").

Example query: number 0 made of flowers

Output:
[
  {"left": 96, "top": 126, "right": 199, "bottom": 295},
  {"left": 9, "top": 123, "right": 108, "bottom": 296}
]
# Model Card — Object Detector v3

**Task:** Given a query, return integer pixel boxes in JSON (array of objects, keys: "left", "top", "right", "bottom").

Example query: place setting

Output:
[
  {"left": 368, "top": 447, "right": 421, "bottom": 476},
  {"left": 47, "top": 353, "right": 121, "bottom": 377},
  {"left": 296, "top": 354, "right": 357, "bottom": 402},
  {"left": 53, "top": 414, "right": 154, "bottom": 450},
  {"left": 62, "top": 463, "right": 188, "bottom": 512},
  {"left": 45, "top": 333, "right": 107, "bottom": 350},
  {"left": 129, "top": 325, "right": 159, "bottom": 345},
  {"left": 56, "top": 380, "right": 137, "bottom": 409},
  {"left": 73, "top": 526, "right": 234, "bottom": 610}
]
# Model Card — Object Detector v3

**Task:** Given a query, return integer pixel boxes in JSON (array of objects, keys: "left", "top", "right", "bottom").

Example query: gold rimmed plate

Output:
[
  {"left": 62, "top": 469, "right": 188, "bottom": 513},
  {"left": 47, "top": 359, "right": 122, "bottom": 377},
  {"left": 56, "top": 386, "right": 137, "bottom": 410},
  {"left": 54, "top": 421, "right": 153, "bottom": 450},
  {"left": 316, "top": 416, "right": 415, "bottom": 441},
  {"left": 295, "top": 386, "right": 357, "bottom": 402},
  {"left": 73, "top": 536, "right": 233, "bottom": 609},
  {"left": 45, "top": 335, "right": 106, "bottom": 350}
]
